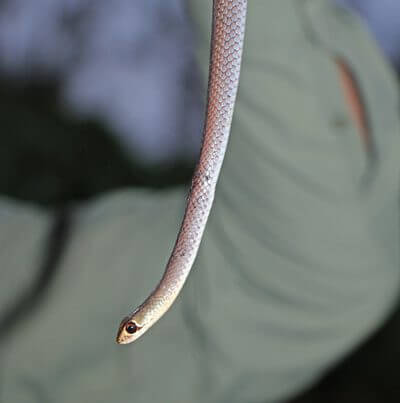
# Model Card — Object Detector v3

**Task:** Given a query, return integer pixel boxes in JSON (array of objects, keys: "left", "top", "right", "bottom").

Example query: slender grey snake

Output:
[{"left": 116, "top": 0, "right": 247, "bottom": 345}]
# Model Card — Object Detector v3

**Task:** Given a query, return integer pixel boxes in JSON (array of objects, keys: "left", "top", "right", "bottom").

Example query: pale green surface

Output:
[{"left": 1, "top": 1, "right": 400, "bottom": 402}]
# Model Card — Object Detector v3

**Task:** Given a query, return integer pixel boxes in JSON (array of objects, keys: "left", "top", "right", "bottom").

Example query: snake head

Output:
[{"left": 116, "top": 316, "right": 144, "bottom": 344}]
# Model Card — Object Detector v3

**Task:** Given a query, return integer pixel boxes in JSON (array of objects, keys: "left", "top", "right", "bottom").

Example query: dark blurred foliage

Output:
[
  {"left": 0, "top": 80, "right": 194, "bottom": 207},
  {"left": 289, "top": 305, "right": 400, "bottom": 403}
]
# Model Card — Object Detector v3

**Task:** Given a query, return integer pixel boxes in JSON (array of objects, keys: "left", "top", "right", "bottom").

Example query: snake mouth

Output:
[
  {"left": 116, "top": 330, "right": 133, "bottom": 345},
  {"left": 115, "top": 317, "right": 130, "bottom": 344},
  {"left": 116, "top": 334, "right": 131, "bottom": 345}
]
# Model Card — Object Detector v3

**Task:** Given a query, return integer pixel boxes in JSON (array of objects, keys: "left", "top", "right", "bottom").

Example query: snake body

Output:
[{"left": 116, "top": 0, "right": 247, "bottom": 345}]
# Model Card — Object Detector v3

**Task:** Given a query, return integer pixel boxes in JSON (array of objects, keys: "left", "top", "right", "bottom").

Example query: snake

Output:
[{"left": 116, "top": 0, "right": 248, "bottom": 345}]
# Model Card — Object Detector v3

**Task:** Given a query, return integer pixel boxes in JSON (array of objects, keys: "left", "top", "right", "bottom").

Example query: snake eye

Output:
[{"left": 125, "top": 321, "right": 138, "bottom": 334}]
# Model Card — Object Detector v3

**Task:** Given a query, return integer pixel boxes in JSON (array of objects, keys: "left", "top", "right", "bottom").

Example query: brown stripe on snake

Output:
[{"left": 116, "top": 0, "right": 248, "bottom": 345}]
